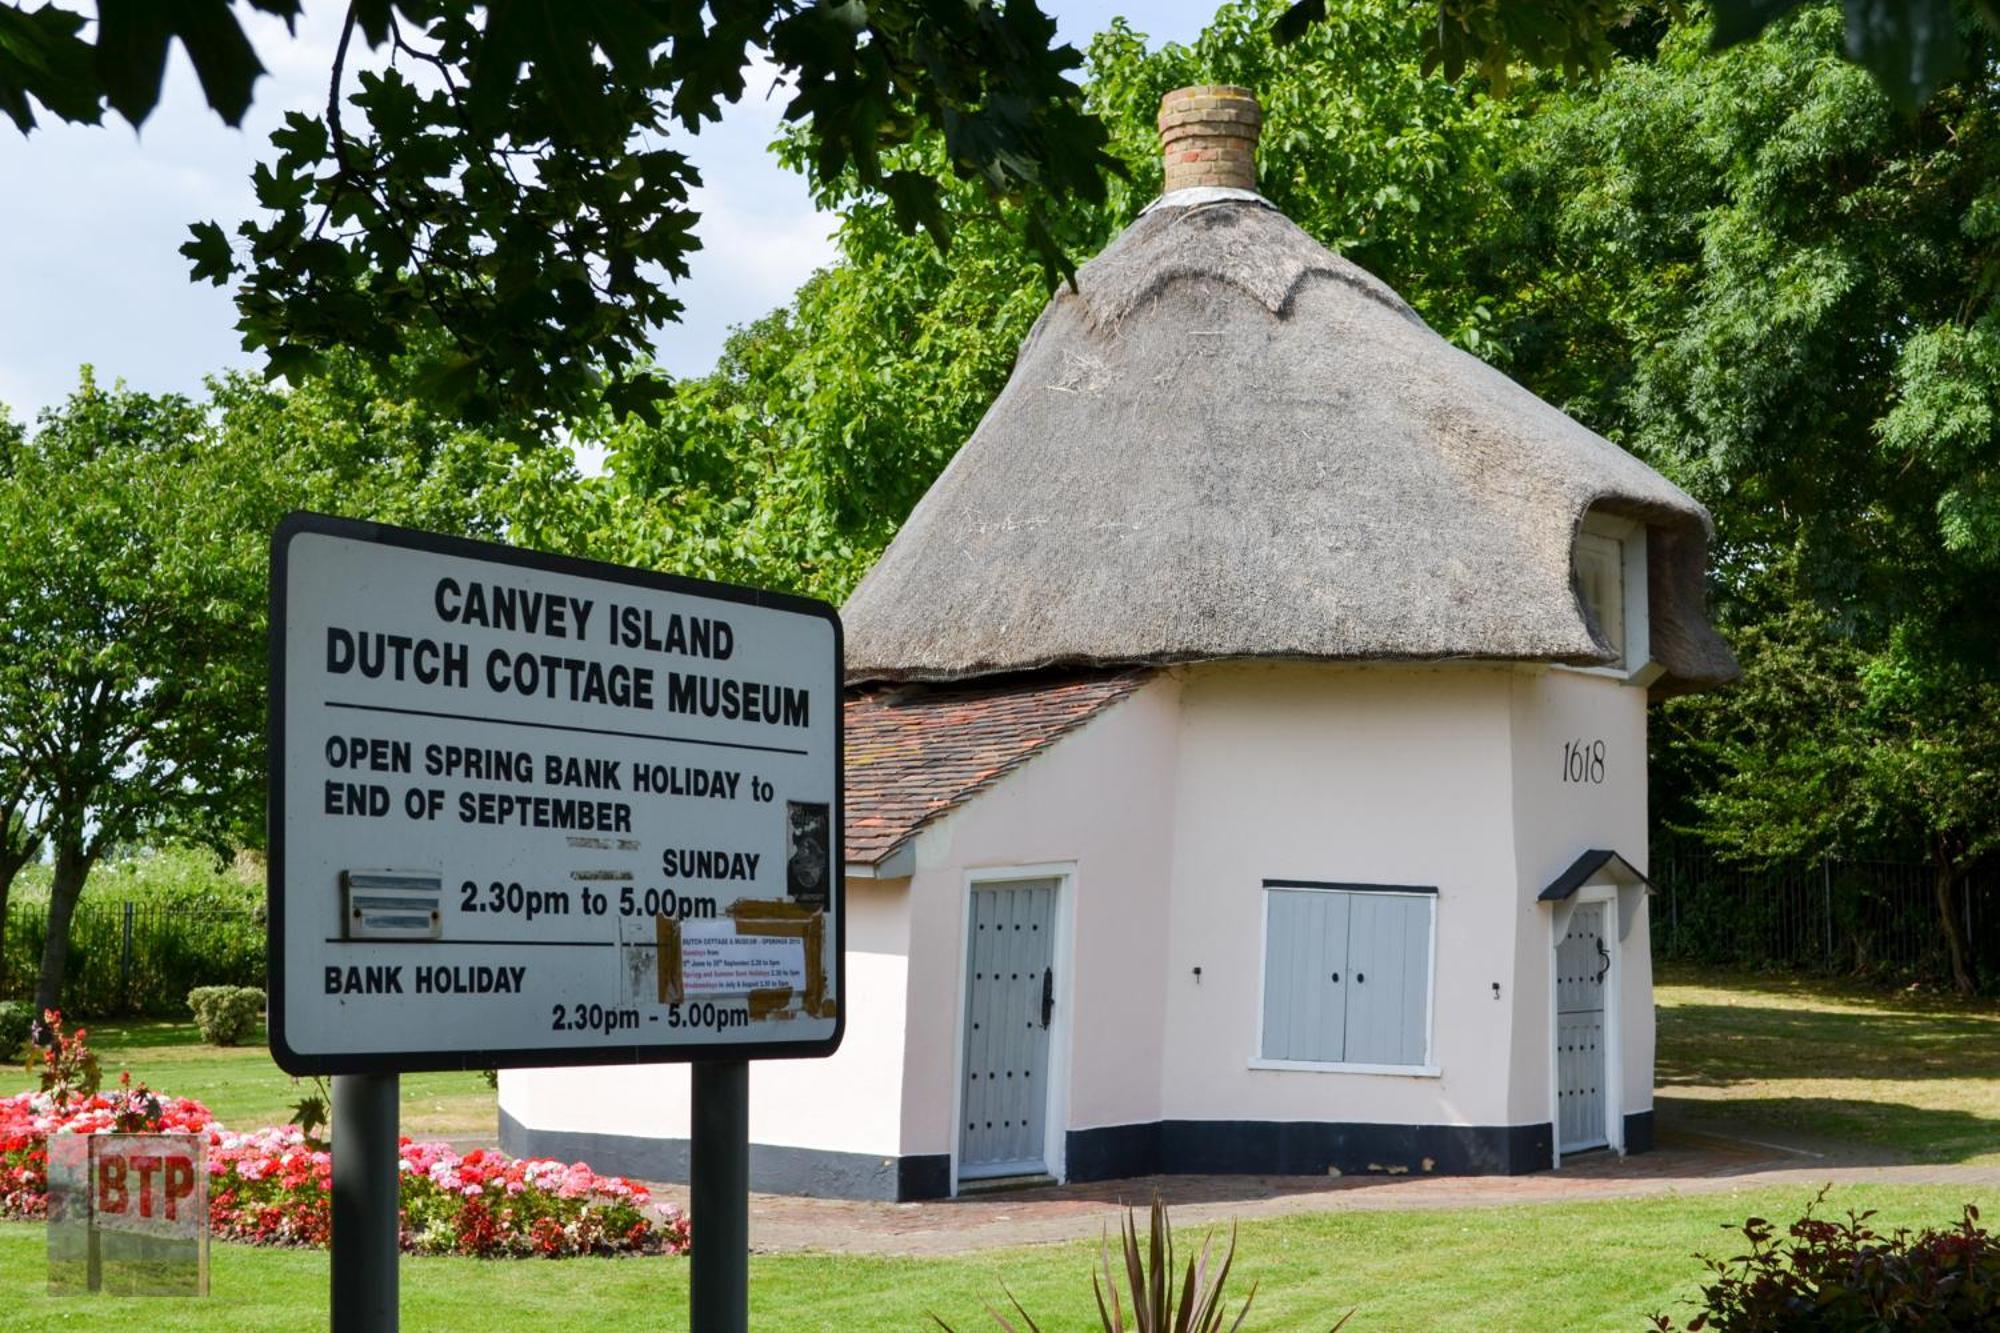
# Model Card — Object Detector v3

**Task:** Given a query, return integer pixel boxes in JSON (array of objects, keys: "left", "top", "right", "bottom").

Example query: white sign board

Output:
[{"left": 269, "top": 513, "right": 843, "bottom": 1073}]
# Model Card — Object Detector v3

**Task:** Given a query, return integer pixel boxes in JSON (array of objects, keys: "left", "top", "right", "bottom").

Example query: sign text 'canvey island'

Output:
[{"left": 324, "top": 576, "right": 812, "bottom": 726}]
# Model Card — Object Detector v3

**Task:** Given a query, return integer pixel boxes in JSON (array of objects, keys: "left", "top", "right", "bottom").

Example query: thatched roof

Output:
[{"left": 843, "top": 190, "right": 1737, "bottom": 696}]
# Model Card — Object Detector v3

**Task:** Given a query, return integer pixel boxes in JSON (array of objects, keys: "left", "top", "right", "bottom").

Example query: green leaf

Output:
[
  {"left": 1840, "top": 0, "right": 1967, "bottom": 111},
  {"left": 1709, "top": 0, "right": 1814, "bottom": 48},
  {"left": 0, "top": 2, "right": 102, "bottom": 131},
  {"left": 93, "top": 0, "right": 269, "bottom": 128},
  {"left": 1272, "top": 1, "right": 1328, "bottom": 46},
  {"left": 181, "top": 220, "right": 238, "bottom": 286}
]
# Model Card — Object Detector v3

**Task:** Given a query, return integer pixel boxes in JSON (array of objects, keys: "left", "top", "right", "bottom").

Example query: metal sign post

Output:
[
  {"left": 331, "top": 1074, "right": 399, "bottom": 1332},
  {"left": 690, "top": 1060, "right": 749, "bottom": 1333},
  {"left": 268, "top": 512, "right": 844, "bottom": 1328}
]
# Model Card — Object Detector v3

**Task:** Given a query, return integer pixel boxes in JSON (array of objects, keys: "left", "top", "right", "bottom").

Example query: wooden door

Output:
[
  {"left": 958, "top": 880, "right": 1057, "bottom": 1180},
  {"left": 1556, "top": 901, "right": 1610, "bottom": 1153}
]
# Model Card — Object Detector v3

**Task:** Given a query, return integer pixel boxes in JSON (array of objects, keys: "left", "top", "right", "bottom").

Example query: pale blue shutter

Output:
[
  {"left": 1342, "top": 894, "right": 1432, "bottom": 1067},
  {"left": 1260, "top": 889, "right": 1349, "bottom": 1063}
]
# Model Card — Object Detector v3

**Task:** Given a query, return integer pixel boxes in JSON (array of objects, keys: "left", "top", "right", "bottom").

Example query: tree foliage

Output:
[
  {"left": 1276, "top": 0, "right": 1997, "bottom": 109},
  {"left": 7, "top": 1, "right": 1988, "bottom": 439},
  {"left": 0, "top": 374, "right": 268, "bottom": 1017},
  {"left": 0, "top": 358, "right": 540, "bottom": 1013},
  {"left": 3, "top": 1, "right": 1117, "bottom": 435},
  {"left": 1471, "top": 7, "right": 2000, "bottom": 985},
  {"left": 604, "top": 0, "right": 2000, "bottom": 986}
]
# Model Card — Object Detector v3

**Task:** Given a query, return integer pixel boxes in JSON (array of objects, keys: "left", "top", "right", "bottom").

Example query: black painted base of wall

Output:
[
  {"left": 1623, "top": 1109, "right": 1655, "bottom": 1155},
  {"left": 1067, "top": 1119, "right": 1555, "bottom": 1182},
  {"left": 499, "top": 1108, "right": 949, "bottom": 1202},
  {"left": 504, "top": 1108, "right": 1667, "bottom": 1202}
]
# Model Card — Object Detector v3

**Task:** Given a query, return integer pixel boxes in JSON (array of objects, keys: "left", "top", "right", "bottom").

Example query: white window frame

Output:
[
  {"left": 1569, "top": 510, "right": 1655, "bottom": 686},
  {"left": 946, "top": 862, "right": 1078, "bottom": 1195},
  {"left": 1248, "top": 881, "right": 1440, "bottom": 1078}
]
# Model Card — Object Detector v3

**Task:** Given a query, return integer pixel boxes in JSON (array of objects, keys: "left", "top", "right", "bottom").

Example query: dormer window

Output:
[{"left": 1572, "top": 511, "right": 1652, "bottom": 682}]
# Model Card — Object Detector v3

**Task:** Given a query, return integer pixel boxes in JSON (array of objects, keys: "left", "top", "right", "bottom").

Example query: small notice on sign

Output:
[{"left": 680, "top": 923, "right": 806, "bottom": 997}]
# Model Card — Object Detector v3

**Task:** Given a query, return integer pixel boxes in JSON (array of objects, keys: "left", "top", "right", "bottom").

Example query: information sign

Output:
[{"left": 269, "top": 513, "right": 843, "bottom": 1074}]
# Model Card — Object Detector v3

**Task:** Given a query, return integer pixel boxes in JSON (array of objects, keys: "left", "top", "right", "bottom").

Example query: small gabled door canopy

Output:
[{"left": 1540, "top": 849, "right": 1652, "bottom": 943}]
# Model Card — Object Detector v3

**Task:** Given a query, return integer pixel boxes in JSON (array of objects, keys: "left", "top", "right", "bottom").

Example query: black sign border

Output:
[{"left": 268, "top": 510, "right": 847, "bottom": 1076}]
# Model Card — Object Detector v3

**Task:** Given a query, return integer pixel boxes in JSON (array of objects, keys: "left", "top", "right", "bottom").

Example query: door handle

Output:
[
  {"left": 1041, "top": 967, "right": 1054, "bottom": 1029},
  {"left": 1594, "top": 937, "right": 1611, "bottom": 984}
]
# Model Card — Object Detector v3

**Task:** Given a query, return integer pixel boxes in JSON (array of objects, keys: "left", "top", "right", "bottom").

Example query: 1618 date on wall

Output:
[{"left": 1561, "top": 738, "right": 1606, "bottom": 785}]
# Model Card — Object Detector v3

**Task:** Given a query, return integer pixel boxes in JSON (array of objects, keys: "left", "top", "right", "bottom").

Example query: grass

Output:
[
  {"left": 2, "top": 968, "right": 1995, "bottom": 1324},
  {"left": 1654, "top": 965, "right": 2000, "bottom": 1164},
  {"left": 6, "top": 1023, "right": 495, "bottom": 1140},
  {"left": 0, "top": 1183, "right": 1991, "bottom": 1330}
]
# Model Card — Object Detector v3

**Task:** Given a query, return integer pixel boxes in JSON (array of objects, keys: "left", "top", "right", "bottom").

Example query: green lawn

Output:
[
  {"left": 1654, "top": 966, "right": 2000, "bottom": 1163},
  {"left": 3, "top": 971, "right": 1996, "bottom": 1325},
  {"left": 7, "top": 1023, "right": 495, "bottom": 1140},
  {"left": 0, "top": 1183, "right": 1991, "bottom": 1329}
]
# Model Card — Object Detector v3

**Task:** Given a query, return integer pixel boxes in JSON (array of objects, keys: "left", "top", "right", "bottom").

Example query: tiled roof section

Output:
[{"left": 844, "top": 670, "right": 1152, "bottom": 867}]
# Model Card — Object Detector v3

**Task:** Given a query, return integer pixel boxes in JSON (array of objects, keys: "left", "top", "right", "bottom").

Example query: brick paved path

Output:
[{"left": 644, "top": 1127, "right": 2000, "bottom": 1256}]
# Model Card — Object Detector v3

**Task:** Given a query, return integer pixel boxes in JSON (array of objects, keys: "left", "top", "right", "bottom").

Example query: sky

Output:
[{"left": 0, "top": 3, "right": 1220, "bottom": 433}]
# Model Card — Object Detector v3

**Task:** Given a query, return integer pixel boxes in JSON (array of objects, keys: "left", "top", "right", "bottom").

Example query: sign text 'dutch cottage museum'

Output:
[{"left": 501, "top": 87, "right": 1737, "bottom": 1199}]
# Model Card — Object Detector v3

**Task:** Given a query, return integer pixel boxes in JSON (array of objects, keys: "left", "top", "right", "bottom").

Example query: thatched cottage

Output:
[{"left": 500, "top": 87, "right": 1735, "bottom": 1199}]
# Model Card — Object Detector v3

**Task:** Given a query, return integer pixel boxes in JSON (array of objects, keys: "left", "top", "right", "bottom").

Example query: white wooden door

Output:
[
  {"left": 1556, "top": 901, "right": 1610, "bottom": 1153},
  {"left": 959, "top": 880, "right": 1057, "bottom": 1180}
]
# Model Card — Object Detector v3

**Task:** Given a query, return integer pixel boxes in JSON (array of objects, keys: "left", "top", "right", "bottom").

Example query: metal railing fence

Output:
[
  {"left": 1, "top": 899, "right": 262, "bottom": 1017},
  {"left": 1653, "top": 843, "right": 1996, "bottom": 981}
]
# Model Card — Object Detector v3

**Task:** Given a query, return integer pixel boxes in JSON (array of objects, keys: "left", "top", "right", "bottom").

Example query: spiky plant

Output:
[{"left": 933, "top": 1194, "right": 1349, "bottom": 1332}]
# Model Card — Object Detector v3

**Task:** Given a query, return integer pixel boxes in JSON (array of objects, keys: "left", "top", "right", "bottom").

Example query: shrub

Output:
[
  {"left": 0, "top": 1002, "right": 31, "bottom": 1059},
  {"left": 1651, "top": 1190, "right": 2000, "bottom": 1330},
  {"left": 188, "top": 985, "right": 265, "bottom": 1045}
]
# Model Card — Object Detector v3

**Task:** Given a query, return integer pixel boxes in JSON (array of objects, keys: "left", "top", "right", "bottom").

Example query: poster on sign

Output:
[{"left": 268, "top": 512, "right": 844, "bottom": 1074}]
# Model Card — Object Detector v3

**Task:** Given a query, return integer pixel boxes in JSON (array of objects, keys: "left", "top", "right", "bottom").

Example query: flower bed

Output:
[{"left": 1, "top": 1083, "right": 688, "bottom": 1258}]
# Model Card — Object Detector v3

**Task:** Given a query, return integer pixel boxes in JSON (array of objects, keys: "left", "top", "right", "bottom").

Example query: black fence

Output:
[
  {"left": 1653, "top": 844, "right": 1999, "bottom": 982},
  {"left": 1, "top": 899, "right": 263, "bottom": 1018}
]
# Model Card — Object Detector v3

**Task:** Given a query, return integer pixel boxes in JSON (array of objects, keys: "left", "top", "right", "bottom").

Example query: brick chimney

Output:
[{"left": 1158, "top": 85, "right": 1261, "bottom": 194}]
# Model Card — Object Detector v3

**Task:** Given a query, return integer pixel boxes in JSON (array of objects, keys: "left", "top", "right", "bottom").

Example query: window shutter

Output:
[
  {"left": 1573, "top": 531, "right": 1626, "bottom": 668},
  {"left": 1260, "top": 889, "right": 1348, "bottom": 1063},
  {"left": 1341, "top": 894, "right": 1432, "bottom": 1067}
]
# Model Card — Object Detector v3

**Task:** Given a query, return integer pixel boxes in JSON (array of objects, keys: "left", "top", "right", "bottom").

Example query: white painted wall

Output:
[
  {"left": 499, "top": 877, "right": 911, "bottom": 1156},
  {"left": 1156, "top": 662, "right": 1522, "bottom": 1127},
  {"left": 895, "top": 676, "right": 1183, "bottom": 1160},
  {"left": 1506, "top": 667, "right": 1653, "bottom": 1129},
  {"left": 501, "top": 657, "right": 1661, "bottom": 1174}
]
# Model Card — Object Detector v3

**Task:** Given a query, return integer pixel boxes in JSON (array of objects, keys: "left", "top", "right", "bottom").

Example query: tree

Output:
[
  {"left": 1, "top": 1, "right": 1118, "bottom": 434},
  {"left": 1400, "top": 5, "right": 2000, "bottom": 990},
  {"left": 0, "top": 360, "right": 538, "bottom": 1015},
  {"left": 0, "top": 375, "right": 266, "bottom": 1020},
  {"left": 1659, "top": 566, "right": 2000, "bottom": 993},
  {"left": 5, "top": 2, "right": 1981, "bottom": 438},
  {"left": 1276, "top": 0, "right": 2000, "bottom": 110},
  {"left": 0, "top": 406, "right": 41, "bottom": 989}
]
